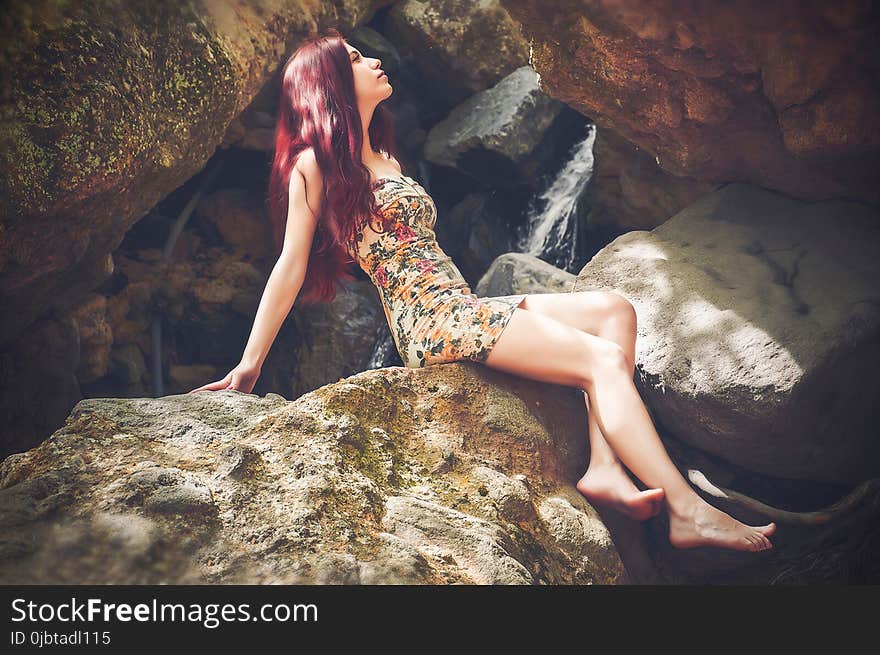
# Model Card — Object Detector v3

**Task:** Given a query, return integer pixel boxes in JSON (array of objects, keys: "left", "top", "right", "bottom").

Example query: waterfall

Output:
[{"left": 516, "top": 123, "right": 596, "bottom": 272}]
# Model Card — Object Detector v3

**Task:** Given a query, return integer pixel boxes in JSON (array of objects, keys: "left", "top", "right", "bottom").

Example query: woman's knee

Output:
[{"left": 598, "top": 292, "right": 637, "bottom": 336}]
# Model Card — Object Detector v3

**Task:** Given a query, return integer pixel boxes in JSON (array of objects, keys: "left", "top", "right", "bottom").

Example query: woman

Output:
[{"left": 190, "top": 29, "right": 776, "bottom": 553}]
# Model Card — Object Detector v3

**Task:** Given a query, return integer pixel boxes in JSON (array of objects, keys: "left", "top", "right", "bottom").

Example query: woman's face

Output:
[{"left": 344, "top": 41, "right": 392, "bottom": 104}]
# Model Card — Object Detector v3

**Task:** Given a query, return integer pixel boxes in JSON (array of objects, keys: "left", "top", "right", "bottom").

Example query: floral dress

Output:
[{"left": 347, "top": 174, "right": 527, "bottom": 368}]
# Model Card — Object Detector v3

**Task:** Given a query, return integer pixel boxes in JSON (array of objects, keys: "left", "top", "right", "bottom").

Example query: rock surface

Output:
[
  {"left": 583, "top": 126, "right": 716, "bottom": 232},
  {"left": 385, "top": 0, "right": 530, "bottom": 108},
  {"left": 475, "top": 252, "right": 577, "bottom": 297},
  {"left": 574, "top": 183, "right": 880, "bottom": 484},
  {"left": 502, "top": 0, "right": 880, "bottom": 204},
  {"left": 0, "top": 365, "right": 626, "bottom": 584},
  {"left": 424, "top": 66, "right": 568, "bottom": 187}
]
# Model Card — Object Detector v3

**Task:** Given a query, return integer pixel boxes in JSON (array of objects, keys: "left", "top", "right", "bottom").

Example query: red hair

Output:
[{"left": 267, "top": 28, "right": 401, "bottom": 305}]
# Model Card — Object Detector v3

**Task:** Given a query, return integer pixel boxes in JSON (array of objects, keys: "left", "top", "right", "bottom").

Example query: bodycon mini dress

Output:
[{"left": 346, "top": 174, "right": 526, "bottom": 368}]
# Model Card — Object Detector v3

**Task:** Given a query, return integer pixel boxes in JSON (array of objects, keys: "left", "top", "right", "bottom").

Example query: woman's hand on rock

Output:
[{"left": 187, "top": 361, "right": 261, "bottom": 395}]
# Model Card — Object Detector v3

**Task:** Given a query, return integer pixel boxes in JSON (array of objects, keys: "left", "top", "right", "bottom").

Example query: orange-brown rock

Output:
[{"left": 501, "top": 0, "right": 880, "bottom": 205}]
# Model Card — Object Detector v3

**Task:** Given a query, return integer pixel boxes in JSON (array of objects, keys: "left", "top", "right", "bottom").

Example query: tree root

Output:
[
  {"left": 687, "top": 469, "right": 880, "bottom": 525},
  {"left": 151, "top": 159, "right": 224, "bottom": 397}
]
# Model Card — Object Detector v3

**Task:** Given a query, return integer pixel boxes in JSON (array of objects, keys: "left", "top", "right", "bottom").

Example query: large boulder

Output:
[
  {"left": 385, "top": 0, "right": 530, "bottom": 108},
  {"left": 574, "top": 183, "right": 880, "bottom": 484},
  {"left": 0, "top": 366, "right": 626, "bottom": 584},
  {"left": 424, "top": 66, "right": 574, "bottom": 188},
  {"left": 501, "top": 0, "right": 880, "bottom": 205},
  {"left": 438, "top": 192, "right": 527, "bottom": 285}
]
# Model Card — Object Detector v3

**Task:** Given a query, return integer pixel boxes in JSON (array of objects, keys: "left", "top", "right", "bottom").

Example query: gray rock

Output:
[
  {"left": 312, "top": 552, "right": 361, "bottom": 585},
  {"left": 424, "top": 66, "right": 566, "bottom": 186},
  {"left": 357, "top": 531, "right": 433, "bottom": 585},
  {"left": 386, "top": 0, "right": 529, "bottom": 107},
  {"left": 440, "top": 193, "right": 522, "bottom": 284},
  {"left": 109, "top": 342, "right": 148, "bottom": 387},
  {"left": 575, "top": 182, "right": 880, "bottom": 483},
  {"left": 292, "top": 279, "right": 388, "bottom": 398},
  {"left": 476, "top": 252, "right": 578, "bottom": 296}
]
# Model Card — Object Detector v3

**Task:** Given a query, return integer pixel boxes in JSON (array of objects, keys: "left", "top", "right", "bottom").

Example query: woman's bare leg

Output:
[
  {"left": 578, "top": 392, "right": 665, "bottom": 520},
  {"left": 519, "top": 292, "right": 664, "bottom": 520},
  {"left": 482, "top": 301, "right": 776, "bottom": 552}
]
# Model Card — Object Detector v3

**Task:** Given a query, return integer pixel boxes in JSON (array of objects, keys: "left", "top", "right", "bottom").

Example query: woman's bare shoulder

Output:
[
  {"left": 294, "top": 147, "right": 321, "bottom": 178},
  {"left": 292, "top": 148, "right": 323, "bottom": 216},
  {"left": 380, "top": 149, "right": 403, "bottom": 174}
]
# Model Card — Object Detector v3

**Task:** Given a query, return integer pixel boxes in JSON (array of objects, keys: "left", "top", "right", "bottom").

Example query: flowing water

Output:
[{"left": 517, "top": 123, "right": 596, "bottom": 272}]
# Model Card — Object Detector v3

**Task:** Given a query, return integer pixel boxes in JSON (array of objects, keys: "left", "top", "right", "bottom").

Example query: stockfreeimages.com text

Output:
[{"left": 10, "top": 597, "right": 317, "bottom": 629}]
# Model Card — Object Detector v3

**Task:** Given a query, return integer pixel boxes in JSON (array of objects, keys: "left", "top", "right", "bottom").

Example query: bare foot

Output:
[
  {"left": 576, "top": 462, "right": 666, "bottom": 521},
  {"left": 668, "top": 498, "right": 776, "bottom": 551}
]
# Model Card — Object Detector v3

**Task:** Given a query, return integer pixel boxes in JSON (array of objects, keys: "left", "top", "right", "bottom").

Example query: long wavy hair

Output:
[{"left": 267, "top": 28, "right": 401, "bottom": 305}]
